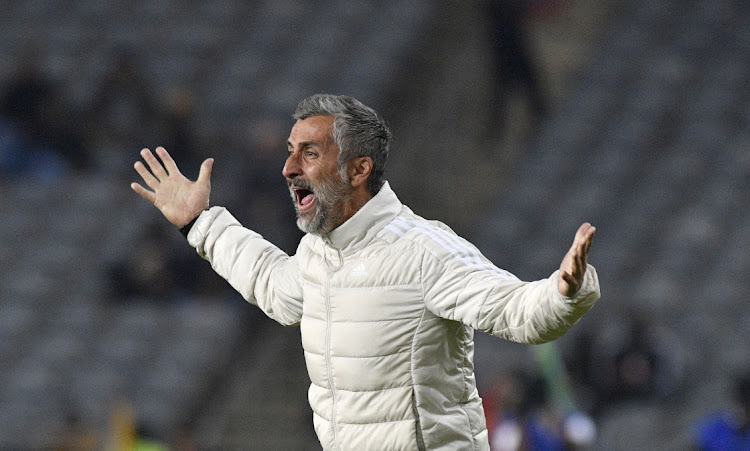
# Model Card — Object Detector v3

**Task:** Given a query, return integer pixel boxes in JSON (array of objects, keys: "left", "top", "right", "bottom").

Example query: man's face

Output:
[{"left": 283, "top": 115, "right": 352, "bottom": 235}]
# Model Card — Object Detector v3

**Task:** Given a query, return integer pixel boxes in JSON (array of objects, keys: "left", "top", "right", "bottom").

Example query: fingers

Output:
[
  {"left": 575, "top": 222, "right": 596, "bottom": 243},
  {"left": 560, "top": 251, "right": 585, "bottom": 297},
  {"left": 140, "top": 148, "right": 168, "bottom": 181},
  {"left": 564, "top": 247, "right": 585, "bottom": 277},
  {"left": 558, "top": 223, "right": 597, "bottom": 296},
  {"left": 155, "top": 146, "right": 181, "bottom": 177},
  {"left": 197, "top": 158, "right": 214, "bottom": 185},
  {"left": 134, "top": 160, "right": 160, "bottom": 190},
  {"left": 572, "top": 222, "right": 596, "bottom": 258},
  {"left": 130, "top": 182, "right": 156, "bottom": 204},
  {"left": 560, "top": 270, "right": 578, "bottom": 290},
  {"left": 571, "top": 223, "right": 595, "bottom": 271}
]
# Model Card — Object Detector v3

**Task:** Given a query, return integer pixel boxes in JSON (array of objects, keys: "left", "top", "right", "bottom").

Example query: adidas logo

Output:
[{"left": 350, "top": 262, "right": 368, "bottom": 277}]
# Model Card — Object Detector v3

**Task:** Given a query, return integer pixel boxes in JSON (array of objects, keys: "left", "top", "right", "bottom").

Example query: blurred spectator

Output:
[
  {"left": 108, "top": 220, "right": 217, "bottom": 302},
  {"left": 485, "top": 371, "right": 596, "bottom": 450},
  {"left": 52, "top": 411, "right": 97, "bottom": 450},
  {"left": 132, "top": 423, "right": 169, "bottom": 451},
  {"left": 521, "top": 376, "right": 569, "bottom": 450},
  {"left": 485, "top": 0, "right": 549, "bottom": 142},
  {"left": 0, "top": 45, "right": 90, "bottom": 180},
  {"left": 86, "top": 47, "right": 165, "bottom": 176},
  {"left": 485, "top": 372, "right": 526, "bottom": 450},
  {"left": 694, "top": 374, "right": 750, "bottom": 450},
  {"left": 604, "top": 316, "right": 661, "bottom": 403},
  {"left": 565, "top": 312, "right": 685, "bottom": 416}
]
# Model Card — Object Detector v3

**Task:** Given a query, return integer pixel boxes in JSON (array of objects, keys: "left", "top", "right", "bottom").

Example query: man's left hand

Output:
[{"left": 558, "top": 223, "right": 596, "bottom": 297}]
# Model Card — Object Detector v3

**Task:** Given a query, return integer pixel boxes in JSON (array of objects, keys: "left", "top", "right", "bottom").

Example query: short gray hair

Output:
[{"left": 293, "top": 94, "right": 391, "bottom": 195}]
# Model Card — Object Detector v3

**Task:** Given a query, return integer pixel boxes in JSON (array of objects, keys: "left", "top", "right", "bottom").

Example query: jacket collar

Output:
[{"left": 324, "top": 181, "right": 401, "bottom": 253}]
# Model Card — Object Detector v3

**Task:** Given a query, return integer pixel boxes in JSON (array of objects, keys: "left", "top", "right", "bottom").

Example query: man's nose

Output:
[{"left": 282, "top": 152, "right": 301, "bottom": 179}]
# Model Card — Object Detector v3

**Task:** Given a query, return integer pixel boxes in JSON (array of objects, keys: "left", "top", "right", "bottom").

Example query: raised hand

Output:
[
  {"left": 131, "top": 147, "right": 214, "bottom": 228},
  {"left": 558, "top": 223, "right": 596, "bottom": 297}
]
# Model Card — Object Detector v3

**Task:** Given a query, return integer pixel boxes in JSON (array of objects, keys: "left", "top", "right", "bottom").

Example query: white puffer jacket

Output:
[{"left": 187, "top": 182, "right": 600, "bottom": 450}]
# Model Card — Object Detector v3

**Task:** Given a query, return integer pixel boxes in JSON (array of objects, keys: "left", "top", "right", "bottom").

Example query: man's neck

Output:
[{"left": 341, "top": 185, "right": 373, "bottom": 223}]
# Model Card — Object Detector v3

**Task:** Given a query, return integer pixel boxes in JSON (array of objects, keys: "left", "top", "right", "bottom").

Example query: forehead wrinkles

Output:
[{"left": 288, "top": 115, "right": 335, "bottom": 147}]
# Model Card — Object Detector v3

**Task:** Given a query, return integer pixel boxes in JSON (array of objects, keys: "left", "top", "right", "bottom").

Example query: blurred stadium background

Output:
[{"left": 0, "top": 0, "right": 748, "bottom": 449}]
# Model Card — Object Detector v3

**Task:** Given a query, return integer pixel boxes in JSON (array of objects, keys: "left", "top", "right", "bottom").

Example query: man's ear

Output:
[{"left": 348, "top": 156, "right": 373, "bottom": 188}]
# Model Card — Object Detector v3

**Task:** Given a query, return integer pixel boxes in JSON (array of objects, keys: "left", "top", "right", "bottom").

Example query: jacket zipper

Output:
[{"left": 324, "top": 241, "right": 344, "bottom": 448}]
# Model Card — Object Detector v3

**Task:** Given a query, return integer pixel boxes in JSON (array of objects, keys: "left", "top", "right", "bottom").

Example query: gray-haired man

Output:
[{"left": 132, "top": 94, "right": 600, "bottom": 450}]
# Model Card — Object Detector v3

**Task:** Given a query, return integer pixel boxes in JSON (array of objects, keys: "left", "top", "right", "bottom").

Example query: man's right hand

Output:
[{"left": 131, "top": 146, "right": 214, "bottom": 228}]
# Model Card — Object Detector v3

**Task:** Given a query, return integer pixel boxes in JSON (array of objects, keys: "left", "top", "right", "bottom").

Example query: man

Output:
[{"left": 131, "top": 94, "right": 600, "bottom": 450}]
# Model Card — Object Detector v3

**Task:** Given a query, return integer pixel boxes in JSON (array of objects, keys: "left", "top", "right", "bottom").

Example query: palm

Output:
[
  {"left": 152, "top": 176, "right": 209, "bottom": 225},
  {"left": 131, "top": 147, "right": 214, "bottom": 227}
]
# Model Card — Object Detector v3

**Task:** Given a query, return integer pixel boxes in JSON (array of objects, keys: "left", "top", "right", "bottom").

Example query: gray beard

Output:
[{"left": 289, "top": 171, "right": 350, "bottom": 236}]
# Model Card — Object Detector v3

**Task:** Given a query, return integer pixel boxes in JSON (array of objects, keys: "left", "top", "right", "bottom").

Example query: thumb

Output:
[{"left": 197, "top": 158, "right": 214, "bottom": 184}]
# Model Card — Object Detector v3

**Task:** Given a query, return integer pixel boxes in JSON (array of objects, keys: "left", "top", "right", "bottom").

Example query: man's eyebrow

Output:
[{"left": 287, "top": 140, "right": 320, "bottom": 149}]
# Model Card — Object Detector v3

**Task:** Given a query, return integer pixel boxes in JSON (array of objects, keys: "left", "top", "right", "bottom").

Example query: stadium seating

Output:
[
  {"left": 0, "top": 0, "right": 436, "bottom": 447},
  {"left": 474, "top": 0, "right": 750, "bottom": 448}
]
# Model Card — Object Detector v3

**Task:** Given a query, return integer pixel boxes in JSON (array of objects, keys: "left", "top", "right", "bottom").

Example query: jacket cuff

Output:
[
  {"left": 179, "top": 212, "right": 205, "bottom": 238},
  {"left": 563, "top": 264, "right": 600, "bottom": 307},
  {"left": 185, "top": 207, "right": 228, "bottom": 250}
]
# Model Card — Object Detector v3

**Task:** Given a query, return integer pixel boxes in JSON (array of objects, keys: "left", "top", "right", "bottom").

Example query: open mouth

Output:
[{"left": 294, "top": 188, "right": 316, "bottom": 212}]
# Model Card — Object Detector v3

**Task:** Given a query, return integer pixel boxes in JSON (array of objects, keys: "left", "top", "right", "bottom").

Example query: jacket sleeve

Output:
[
  {"left": 421, "top": 243, "right": 600, "bottom": 344},
  {"left": 186, "top": 207, "right": 303, "bottom": 326}
]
